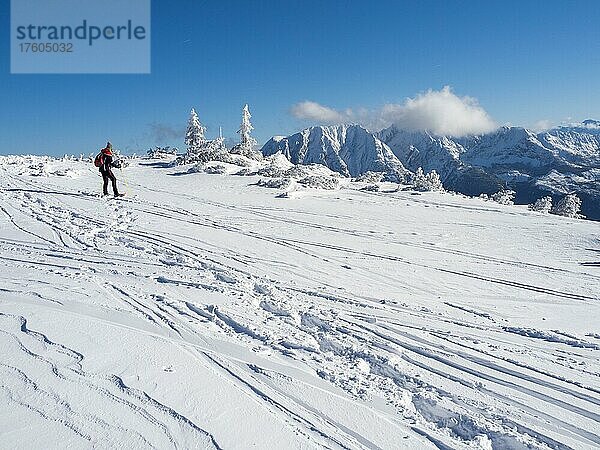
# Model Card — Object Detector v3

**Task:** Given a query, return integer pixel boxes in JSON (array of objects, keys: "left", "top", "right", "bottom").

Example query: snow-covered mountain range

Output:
[
  {"left": 263, "top": 121, "right": 600, "bottom": 219},
  {"left": 261, "top": 124, "right": 410, "bottom": 181}
]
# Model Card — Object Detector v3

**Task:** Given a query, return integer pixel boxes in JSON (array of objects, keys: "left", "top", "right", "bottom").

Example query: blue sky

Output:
[{"left": 2, "top": 0, "right": 599, "bottom": 155}]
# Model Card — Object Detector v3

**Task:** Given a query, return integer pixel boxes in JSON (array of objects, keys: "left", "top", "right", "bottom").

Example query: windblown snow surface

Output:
[{"left": 0, "top": 155, "right": 599, "bottom": 449}]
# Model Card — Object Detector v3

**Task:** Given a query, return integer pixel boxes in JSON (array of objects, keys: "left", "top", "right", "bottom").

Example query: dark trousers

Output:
[{"left": 101, "top": 170, "right": 119, "bottom": 196}]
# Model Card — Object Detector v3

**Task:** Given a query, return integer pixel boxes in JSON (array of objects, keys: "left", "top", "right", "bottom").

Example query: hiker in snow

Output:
[{"left": 95, "top": 142, "right": 122, "bottom": 197}]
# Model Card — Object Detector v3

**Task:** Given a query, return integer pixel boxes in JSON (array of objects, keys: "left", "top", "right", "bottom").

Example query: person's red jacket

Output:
[{"left": 99, "top": 148, "right": 114, "bottom": 172}]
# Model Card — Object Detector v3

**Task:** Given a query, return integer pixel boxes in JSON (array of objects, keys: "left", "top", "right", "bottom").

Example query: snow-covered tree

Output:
[
  {"left": 239, "top": 104, "right": 257, "bottom": 149},
  {"left": 425, "top": 170, "right": 443, "bottom": 191},
  {"left": 529, "top": 196, "right": 553, "bottom": 213},
  {"left": 185, "top": 108, "right": 206, "bottom": 153},
  {"left": 412, "top": 167, "right": 444, "bottom": 191},
  {"left": 490, "top": 189, "right": 515, "bottom": 205},
  {"left": 231, "top": 104, "right": 262, "bottom": 159},
  {"left": 551, "top": 194, "right": 583, "bottom": 218},
  {"left": 174, "top": 108, "right": 229, "bottom": 166}
]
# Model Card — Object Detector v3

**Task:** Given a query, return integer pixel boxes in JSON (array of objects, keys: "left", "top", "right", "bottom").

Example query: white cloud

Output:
[
  {"left": 531, "top": 119, "right": 553, "bottom": 132},
  {"left": 532, "top": 118, "right": 600, "bottom": 132},
  {"left": 290, "top": 101, "right": 348, "bottom": 123},
  {"left": 379, "top": 86, "right": 497, "bottom": 136},
  {"left": 290, "top": 86, "right": 498, "bottom": 137}
]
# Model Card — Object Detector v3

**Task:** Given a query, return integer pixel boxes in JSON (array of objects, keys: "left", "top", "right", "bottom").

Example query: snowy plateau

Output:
[{"left": 0, "top": 152, "right": 599, "bottom": 450}]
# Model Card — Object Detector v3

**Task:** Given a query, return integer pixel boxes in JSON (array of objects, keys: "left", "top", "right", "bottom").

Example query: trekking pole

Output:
[{"left": 119, "top": 167, "right": 131, "bottom": 195}]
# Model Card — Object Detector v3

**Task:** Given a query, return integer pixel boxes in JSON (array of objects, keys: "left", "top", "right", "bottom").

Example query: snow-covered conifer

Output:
[
  {"left": 174, "top": 108, "right": 229, "bottom": 165},
  {"left": 412, "top": 167, "right": 444, "bottom": 191},
  {"left": 413, "top": 167, "right": 425, "bottom": 181},
  {"left": 238, "top": 104, "right": 257, "bottom": 150},
  {"left": 425, "top": 170, "right": 443, "bottom": 191},
  {"left": 491, "top": 189, "right": 515, "bottom": 205},
  {"left": 185, "top": 108, "right": 206, "bottom": 153},
  {"left": 529, "top": 196, "right": 553, "bottom": 213},
  {"left": 231, "top": 104, "right": 261, "bottom": 159},
  {"left": 551, "top": 194, "right": 583, "bottom": 218}
]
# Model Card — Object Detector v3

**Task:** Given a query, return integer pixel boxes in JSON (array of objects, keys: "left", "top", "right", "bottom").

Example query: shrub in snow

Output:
[
  {"left": 234, "top": 167, "right": 258, "bottom": 176},
  {"left": 551, "top": 194, "right": 584, "bottom": 218},
  {"left": 235, "top": 149, "right": 263, "bottom": 161},
  {"left": 490, "top": 189, "right": 515, "bottom": 205},
  {"left": 175, "top": 140, "right": 228, "bottom": 165},
  {"left": 53, "top": 168, "right": 79, "bottom": 177},
  {"left": 297, "top": 175, "right": 340, "bottom": 190},
  {"left": 256, "top": 165, "right": 286, "bottom": 178},
  {"left": 411, "top": 167, "right": 444, "bottom": 192},
  {"left": 384, "top": 170, "right": 410, "bottom": 184},
  {"left": 147, "top": 146, "right": 178, "bottom": 158},
  {"left": 360, "top": 184, "right": 380, "bottom": 192},
  {"left": 257, "top": 177, "right": 292, "bottom": 189},
  {"left": 186, "top": 164, "right": 203, "bottom": 174},
  {"left": 283, "top": 165, "right": 314, "bottom": 179},
  {"left": 479, "top": 193, "right": 490, "bottom": 201},
  {"left": 528, "top": 196, "right": 553, "bottom": 213},
  {"left": 29, "top": 162, "right": 50, "bottom": 177},
  {"left": 354, "top": 171, "right": 385, "bottom": 183},
  {"left": 112, "top": 158, "right": 129, "bottom": 169},
  {"left": 210, "top": 152, "right": 253, "bottom": 167},
  {"left": 255, "top": 154, "right": 293, "bottom": 178},
  {"left": 265, "top": 152, "right": 293, "bottom": 166},
  {"left": 189, "top": 163, "right": 228, "bottom": 174},
  {"left": 203, "top": 164, "right": 228, "bottom": 174},
  {"left": 283, "top": 164, "right": 339, "bottom": 180}
]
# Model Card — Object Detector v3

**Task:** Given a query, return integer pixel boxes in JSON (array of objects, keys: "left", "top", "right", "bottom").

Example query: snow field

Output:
[{"left": 0, "top": 155, "right": 598, "bottom": 449}]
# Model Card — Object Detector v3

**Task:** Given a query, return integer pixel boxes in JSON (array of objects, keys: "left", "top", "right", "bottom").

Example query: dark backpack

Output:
[{"left": 94, "top": 153, "right": 104, "bottom": 168}]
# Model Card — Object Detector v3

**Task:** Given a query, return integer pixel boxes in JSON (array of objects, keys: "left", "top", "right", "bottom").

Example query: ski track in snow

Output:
[
  {"left": 0, "top": 312, "right": 220, "bottom": 449},
  {"left": 0, "top": 156, "right": 599, "bottom": 449}
]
